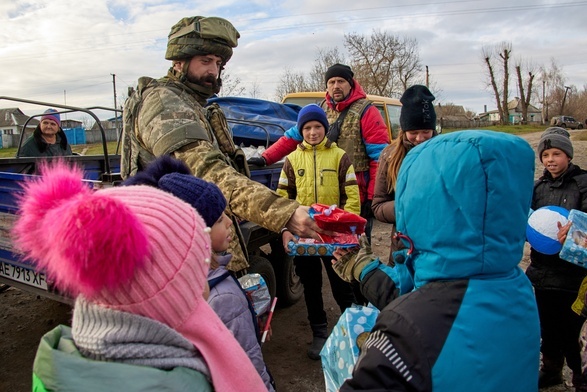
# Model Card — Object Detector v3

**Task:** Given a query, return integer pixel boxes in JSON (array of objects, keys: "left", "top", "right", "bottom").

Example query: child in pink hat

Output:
[
  {"left": 123, "top": 155, "right": 276, "bottom": 391},
  {"left": 14, "top": 162, "right": 267, "bottom": 391}
]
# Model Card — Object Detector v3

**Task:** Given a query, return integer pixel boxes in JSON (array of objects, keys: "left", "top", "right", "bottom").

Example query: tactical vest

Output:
[
  {"left": 321, "top": 99, "right": 371, "bottom": 172},
  {"left": 121, "top": 77, "right": 249, "bottom": 179},
  {"left": 120, "top": 76, "right": 251, "bottom": 271}
]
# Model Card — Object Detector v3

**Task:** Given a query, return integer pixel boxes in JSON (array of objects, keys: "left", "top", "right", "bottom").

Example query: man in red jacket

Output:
[{"left": 248, "top": 64, "right": 390, "bottom": 241}]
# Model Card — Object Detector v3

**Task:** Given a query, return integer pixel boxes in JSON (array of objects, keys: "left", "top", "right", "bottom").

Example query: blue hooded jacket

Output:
[{"left": 342, "top": 131, "right": 541, "bottom": 391}]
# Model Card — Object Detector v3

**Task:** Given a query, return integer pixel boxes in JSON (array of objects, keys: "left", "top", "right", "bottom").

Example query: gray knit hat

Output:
[{"left": 537, "top": 127, "right": 573, "bottom": 161}]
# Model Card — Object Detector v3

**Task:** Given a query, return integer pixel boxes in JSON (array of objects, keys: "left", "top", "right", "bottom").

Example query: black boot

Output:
[
  {"left": 308, "top": 323, "right": 328, "bottom": 360},
  {"left": 538, "top": 370, "right": 563, "bottom": 388},
  {"left": 539, "top": 355, "right": 564, "bottom": 389}
]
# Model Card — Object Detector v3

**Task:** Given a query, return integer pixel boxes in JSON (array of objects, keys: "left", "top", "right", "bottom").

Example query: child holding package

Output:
[
  {"left": 123, "top": 155, "right": 275, "bottom": 391},
  {"left": 15, "top": 162, "right": 267, "bottom": 391},
  {"left": 277, "top": 104, "right": 360, "bottom": 360},
  {"left": 525, "top": 127, "right": 587, "bottom": 389}
]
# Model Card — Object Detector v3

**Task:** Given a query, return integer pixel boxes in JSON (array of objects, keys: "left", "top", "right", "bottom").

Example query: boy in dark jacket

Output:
[{"left": 526, "top": 127, "right": 587, "bottom": 389}]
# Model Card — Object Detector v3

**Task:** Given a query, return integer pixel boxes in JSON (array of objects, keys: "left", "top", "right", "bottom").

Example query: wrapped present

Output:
[
  {"left": 309, "top": 203, "right": 367, "bottom": 238},
  {"left": 320, "top": 304, "right": 380, "bottom": 391},
  {"left": 560, "top": 209, "right": 587, "bottom": 269},
  {"left": 286, "top": 236, "right": 358, "bottom": 257}
]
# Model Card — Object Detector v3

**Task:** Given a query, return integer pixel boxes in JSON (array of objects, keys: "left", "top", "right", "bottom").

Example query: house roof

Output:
[
  {"left": 0, "top": 108, "right": 39, "bottom": 128},
  {"left": 507, "top": 98, "right": 541, "bottom": 113}
]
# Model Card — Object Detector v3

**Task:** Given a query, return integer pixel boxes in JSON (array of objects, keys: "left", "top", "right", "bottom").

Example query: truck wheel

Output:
[
  {"left": 579, "top": 124, "right": 584, "bottom": 130},
  {"left": 275, "top": 255, "right": 303, "bottom": 306},
  {"left": 248, "top": 255, "right": 277, "bottom": 299},
  {"left": 269, "top": 239, "right": 303, "bottom": 306}
]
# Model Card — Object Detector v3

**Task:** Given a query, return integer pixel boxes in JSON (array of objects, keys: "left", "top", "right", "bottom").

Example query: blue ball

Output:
[{"left": 526, "top": 206, "right": 569, "bottom": 255}]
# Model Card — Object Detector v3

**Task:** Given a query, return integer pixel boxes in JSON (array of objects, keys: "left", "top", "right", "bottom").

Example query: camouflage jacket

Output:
[{"left": 121, "top": 76, "right": 299, "bottom": 271}]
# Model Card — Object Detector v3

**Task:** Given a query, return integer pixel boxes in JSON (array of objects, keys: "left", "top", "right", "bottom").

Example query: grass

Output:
[{"left": 445, "top": 124, "right": 547, "bottom": 135}]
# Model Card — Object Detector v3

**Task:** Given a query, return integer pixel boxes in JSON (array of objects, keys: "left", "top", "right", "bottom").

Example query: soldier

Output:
[{"left": 120, "top": 16, "right": 321, "bottom": 272}]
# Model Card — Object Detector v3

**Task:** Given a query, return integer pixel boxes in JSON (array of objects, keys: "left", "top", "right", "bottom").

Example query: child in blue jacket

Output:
[{"left": 332, "top": 131, "right": 540, "bottom": 391}]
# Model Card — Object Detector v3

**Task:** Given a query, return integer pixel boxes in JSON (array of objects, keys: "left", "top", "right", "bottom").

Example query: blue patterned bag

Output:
[
  {"left": 320, "top": 304, "right": 380, "bottom": 391},
  {"left": 560, "top": 209, "right": 587, "bottom": 269}
]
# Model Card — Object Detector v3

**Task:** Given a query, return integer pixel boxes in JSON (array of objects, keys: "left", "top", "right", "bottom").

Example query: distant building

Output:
[
  {"left": 0, "top": 108, "right": 39, "bottom": 148},
  {"left": 0, "top": 108, "right": 38, "bottom": 136},
  {"left": 477, "top": 98, "right": 542, "bottom": 124},
  {"left": 91, "top": 115, "right": 122, "bottom": 132},
  {"left": 61, "top": 119, "right": 84, "bottom": 129}
]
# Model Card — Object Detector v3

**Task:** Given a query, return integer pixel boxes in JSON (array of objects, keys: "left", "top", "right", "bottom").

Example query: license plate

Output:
[{"left": 0, "top": 261, "right": 47, "bottom": 290}]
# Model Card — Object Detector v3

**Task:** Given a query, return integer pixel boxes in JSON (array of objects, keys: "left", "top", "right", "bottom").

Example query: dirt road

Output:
[{"left": 2, "top": 129, "right": 586, "bottom": 392}]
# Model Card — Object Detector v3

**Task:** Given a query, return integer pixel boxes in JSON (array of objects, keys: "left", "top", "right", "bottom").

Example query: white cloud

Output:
[{"left": 1, "top": 0, "right": 586, "bottom": 118}]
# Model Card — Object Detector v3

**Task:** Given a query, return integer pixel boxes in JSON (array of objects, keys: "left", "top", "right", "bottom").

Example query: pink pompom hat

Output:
[{"left": 13, "top": 162, "right": 266, "bottom": 392}]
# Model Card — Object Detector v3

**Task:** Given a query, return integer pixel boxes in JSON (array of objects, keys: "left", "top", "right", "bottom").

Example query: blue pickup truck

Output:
[{"left": 0, "top": 96, "right": 303, "bottom": 306}]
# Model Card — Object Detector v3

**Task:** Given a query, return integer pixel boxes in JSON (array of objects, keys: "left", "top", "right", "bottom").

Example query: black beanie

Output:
[
  {"left": 325, "top": 63, "right": 354, "bottom": 86},
  {"left": 399, "top": 85, "right": 437, "bottom": 132},
  {"left": 537, "top": 127, "right": 574, "bottom": 161}
]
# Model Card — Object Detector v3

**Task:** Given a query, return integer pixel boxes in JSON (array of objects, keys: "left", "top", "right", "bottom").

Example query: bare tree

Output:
[
  {"left": 540, "top": 59, "right": 567, "bottom": 120},
  {"left": 80, "top": 115, "right": 95, "bottom": 130},
  {"left": 344, "top": 30, "right": 422, "bottom": 97},
  {"left": 219, "top": 71, "right": 245, "bottom": 97},
  {"left": 247, "top": 79, "right": 263, "bottom": 99},
  {"left": 274, "top": 67, "right": 310, "bottom": 101},
  {"left": 394, "top": 37, "right": 422, "bottom": 91},
  {"left": 482, "top": 42, "right": 512, "bottom": 125},
  {"left": 515, "top": 59, "right": 536, "bottom": 123},
  {"left": 307, "top": 47, "right": 347, "bottom": 91}
]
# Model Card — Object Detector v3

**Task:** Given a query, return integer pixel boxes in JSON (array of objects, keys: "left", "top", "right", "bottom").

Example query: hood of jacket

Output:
[
  {"left": 394, "top": 130, "right": 535, "bottom": 287},
  {"left": 324, "top": 79, "right": 367, "bottom": 112},
  {"left": 33, "top": 325, "right": 211, "bottom": 392}
]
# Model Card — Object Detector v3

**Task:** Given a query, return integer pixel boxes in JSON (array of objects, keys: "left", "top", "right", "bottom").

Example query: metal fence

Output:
[{"left": 8, "top": 128, "right": 120, "bottom": 148}]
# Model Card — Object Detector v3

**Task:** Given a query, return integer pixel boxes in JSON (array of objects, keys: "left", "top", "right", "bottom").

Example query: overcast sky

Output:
[{"left": 2, "top": 0, "right": 586, "bottom": 120}]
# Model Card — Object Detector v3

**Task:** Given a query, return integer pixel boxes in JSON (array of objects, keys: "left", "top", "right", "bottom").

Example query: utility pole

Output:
[
  {"left": 542, "top": 80, "right": 546, "bottom": 125},
  {"left": 560, "top": 85, "right": 571, "bottom": 115},
  {"left": 425, "top": 66, "right": 429, "bottom": 87},
  {"left": 111, "top": 74, "right": 119, "bottom": 141}
]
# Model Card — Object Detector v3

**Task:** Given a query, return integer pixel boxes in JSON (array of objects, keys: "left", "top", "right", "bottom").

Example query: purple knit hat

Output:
[{"left": 41, "top": 108, "right": 61, "bottom": 127}]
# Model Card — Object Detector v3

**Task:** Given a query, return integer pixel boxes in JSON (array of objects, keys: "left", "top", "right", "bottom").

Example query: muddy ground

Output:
[{"left": 2, "top": 130, "right": 587, "bottom": 392}]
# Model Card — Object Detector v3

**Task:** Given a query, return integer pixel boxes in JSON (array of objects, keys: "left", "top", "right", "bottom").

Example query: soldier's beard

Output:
[{"left": 186, "top": 73, "right": 219, "bottom": 92}]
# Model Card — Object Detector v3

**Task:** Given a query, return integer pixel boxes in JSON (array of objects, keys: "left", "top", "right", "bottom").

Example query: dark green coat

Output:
[{"left": 20, "top": 125, "right": 72, "bottom": 157}]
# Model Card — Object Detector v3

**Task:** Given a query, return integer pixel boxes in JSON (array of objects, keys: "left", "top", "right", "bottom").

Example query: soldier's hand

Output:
[
  {"left": 247, "top": 157, "right": 266, "bottom": 167},
  {"left": 332, "top": 235, "right": 377, "bottom": 282},
  {"left": 282, "top": 230, "right": 296, "bottom": 252},
  {"left": 285, "top": 206, "right": 327, "bottom": 241}
]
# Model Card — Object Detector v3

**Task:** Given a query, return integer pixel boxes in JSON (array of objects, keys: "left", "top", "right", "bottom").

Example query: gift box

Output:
[
  {"left": 286, "top": 236, "right": 358, "bottom": 257},
  {"left": 560, "top": 209, "right": 587, "bottom": 269},
  {"left": 320, "top": 304, "right": 380, "bottom": 391}
]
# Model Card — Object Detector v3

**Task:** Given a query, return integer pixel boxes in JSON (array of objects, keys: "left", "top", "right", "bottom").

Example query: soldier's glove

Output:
[
  {"left": 247, "top": 156, "right": 266, "bottom": 167},
  {"left": 333, "top": 235, "right": 377, "bottom": 283}
]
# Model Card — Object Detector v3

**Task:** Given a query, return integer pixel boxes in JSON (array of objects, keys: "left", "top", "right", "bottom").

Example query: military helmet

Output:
[{"left": 165, "top": 16, "right": 240, "bottom": 62}]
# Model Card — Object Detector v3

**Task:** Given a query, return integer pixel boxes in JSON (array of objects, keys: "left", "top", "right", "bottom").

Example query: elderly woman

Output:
[{"left": 20, "top": 108, "right": 72, "bottom": 157}]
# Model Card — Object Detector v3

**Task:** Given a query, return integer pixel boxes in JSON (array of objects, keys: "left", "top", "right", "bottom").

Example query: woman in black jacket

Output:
[{"left": 20, "top": 108, "right": 72, "bottom": 157}]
